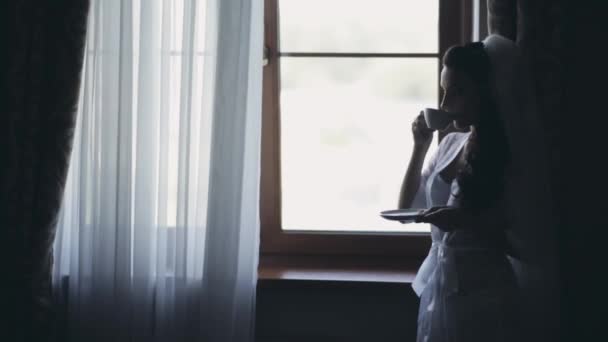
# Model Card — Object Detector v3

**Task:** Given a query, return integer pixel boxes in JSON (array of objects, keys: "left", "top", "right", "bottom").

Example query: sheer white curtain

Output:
[{"left": 52, "top": 0, "right": 263, "bottom": 340}]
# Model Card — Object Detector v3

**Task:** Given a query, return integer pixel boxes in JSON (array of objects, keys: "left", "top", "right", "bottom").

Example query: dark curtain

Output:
[
  {"left": 487, "top": 0, "right": 600, "bottom": 341},
  {"left": 488, "top": 0, "right": 564, "bottom": 162},
  {"left": 0, "top": 0, "right": 90, "bottom": 341}
]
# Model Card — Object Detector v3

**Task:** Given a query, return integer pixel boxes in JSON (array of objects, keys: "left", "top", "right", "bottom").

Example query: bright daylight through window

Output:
[{"left": 278, "top": 0, "right": 439, "bottom": 232}]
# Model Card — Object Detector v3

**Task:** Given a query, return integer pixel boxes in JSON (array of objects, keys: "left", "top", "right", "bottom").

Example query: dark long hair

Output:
[{"left": 443, "top": 42, "right": 509, "bottom": 212}]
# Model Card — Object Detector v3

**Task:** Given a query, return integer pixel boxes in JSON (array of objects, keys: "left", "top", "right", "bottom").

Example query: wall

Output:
[{"left": 256, "top": 280, "right": 419, "bottom": 342}]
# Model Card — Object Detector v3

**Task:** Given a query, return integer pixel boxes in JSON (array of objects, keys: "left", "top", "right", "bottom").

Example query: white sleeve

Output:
[{"left": 409, "top": 134, "right": 453, "bottom": 209}]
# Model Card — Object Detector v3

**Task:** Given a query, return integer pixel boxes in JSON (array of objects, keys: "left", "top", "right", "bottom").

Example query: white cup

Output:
[{"left": 423, "top": 108, "right": 454, "bottom": 130}]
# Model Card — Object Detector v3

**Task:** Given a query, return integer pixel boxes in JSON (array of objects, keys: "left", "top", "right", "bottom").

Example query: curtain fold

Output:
[
  {"left": 52, "top": 0, "right": 263, "bottom": 340},
  {"left": 486, "top": 1, "right": 563, "bottom": 341},
  {"left": 487, "top": 0, "right": 517, "bottom": 40}
]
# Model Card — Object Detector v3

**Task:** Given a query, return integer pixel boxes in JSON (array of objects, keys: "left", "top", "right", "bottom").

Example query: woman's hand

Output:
[
  {"left": 415, "top": 206, "right": 474, "bottom": 232},
  {"left": 412, "top": 111, "right": 434, "bottom": 149}
]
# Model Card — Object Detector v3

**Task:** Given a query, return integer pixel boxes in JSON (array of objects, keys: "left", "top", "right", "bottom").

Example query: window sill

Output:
[{"left": 258, "top": 255, "right": 422, "bottom": 285}]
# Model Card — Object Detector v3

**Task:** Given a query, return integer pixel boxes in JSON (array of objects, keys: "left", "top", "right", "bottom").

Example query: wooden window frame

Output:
[{"left": 260, "top": 0, "right": 473, "bottom": 260}]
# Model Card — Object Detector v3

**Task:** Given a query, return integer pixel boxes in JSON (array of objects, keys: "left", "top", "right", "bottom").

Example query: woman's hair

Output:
[{"left": 443, "top": 42, "right": 510, "bottom": 212}]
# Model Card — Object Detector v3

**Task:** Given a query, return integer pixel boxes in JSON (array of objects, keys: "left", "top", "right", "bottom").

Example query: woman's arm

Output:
[
  {"left": 416, "top": 199, "right": 508, "bottom": 232},
  {"left": 398, "top": 112, "right": 434, "bottom": 209},
  {"left": 398, "top": 145, "right": 430, "bottom": 209}
]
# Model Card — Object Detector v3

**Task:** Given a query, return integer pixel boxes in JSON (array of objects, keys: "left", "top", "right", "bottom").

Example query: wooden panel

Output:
[{"left": 259, "top": 255, "right": 420, "bottom": 284}]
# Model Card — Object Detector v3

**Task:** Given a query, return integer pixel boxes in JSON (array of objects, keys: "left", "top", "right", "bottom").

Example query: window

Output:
[{"left": 261, "top": 0, "right": 472, "bottom": 258}]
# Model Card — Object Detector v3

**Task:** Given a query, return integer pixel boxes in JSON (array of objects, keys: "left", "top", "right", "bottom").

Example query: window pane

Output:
[
  {"left": 280, "top": 57, "right": 438, "bottom": 232},
  {"left": 279, "top": 0, "right": 438, "bottom": 53}
]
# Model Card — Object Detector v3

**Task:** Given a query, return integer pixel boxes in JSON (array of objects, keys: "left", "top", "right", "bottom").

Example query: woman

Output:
[{"left": 398, "top": 36, "right": 521, "bottom": 342}]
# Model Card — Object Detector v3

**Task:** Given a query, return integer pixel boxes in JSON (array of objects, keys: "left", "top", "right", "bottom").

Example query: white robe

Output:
[{"left": 411, "top": 132, "right": 520, "bottom": 342}]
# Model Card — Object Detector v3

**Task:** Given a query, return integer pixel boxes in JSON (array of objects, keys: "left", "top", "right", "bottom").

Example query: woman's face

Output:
[{"left": 440, "top": 66, "right": 482, "bottom": 130}]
